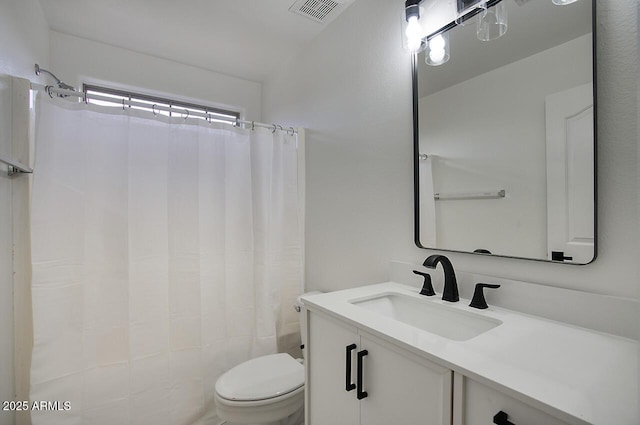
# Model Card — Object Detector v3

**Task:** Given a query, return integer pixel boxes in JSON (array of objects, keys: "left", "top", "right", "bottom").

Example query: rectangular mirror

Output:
[{"left": 413, "top": 0, "right": 595, "bottom": 264}]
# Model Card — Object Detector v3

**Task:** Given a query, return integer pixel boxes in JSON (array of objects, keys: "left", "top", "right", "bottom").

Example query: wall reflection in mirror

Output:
[{"left": 412, "top": 0, "right": 595, "bottom": 263}]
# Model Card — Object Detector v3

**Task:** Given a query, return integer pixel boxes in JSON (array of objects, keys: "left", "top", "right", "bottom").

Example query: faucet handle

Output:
[
  {"left": 413, "top": 270, "right": 435, "bottom": 296},
  {"left": 469, "top": 283, "right": 500, "bottom": 309}
]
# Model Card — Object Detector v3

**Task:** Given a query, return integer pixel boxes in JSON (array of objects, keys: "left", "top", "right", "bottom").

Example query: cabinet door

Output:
[
  {"left": 359, "top": 332, "right": 452, "bottom": 425},
  {"left": 457, "top": 374, "right": 571, "bottom": 425},
  {"left": 307, "top": 311, "right": 359, "bottom": 425}
]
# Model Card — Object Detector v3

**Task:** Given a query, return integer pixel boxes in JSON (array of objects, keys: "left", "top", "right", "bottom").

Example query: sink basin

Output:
[{"left": 350, "top": 293, "right": 502, "bottom": 341}]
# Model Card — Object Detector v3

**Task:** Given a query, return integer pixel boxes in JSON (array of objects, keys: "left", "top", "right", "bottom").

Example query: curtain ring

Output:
[
  {"left": 45, "top": 85, "right": 54, "bottom": 98},
  {"left": 288, "top": 127, "right": 295, "bottom": 136},
  {"left": 83, "top": 92, "right": 88, "bottom": 104},
  {"left": 251, "top": 121, "right": 255, "bottom": 131},
  {"left": 152, "top": 104, "right": 158, "bottom": 116},
  {"left": 183, "top": 109, "right": 189, "bottom": 120},
  {"left": 206, "top": 113, "right": 211, "bottom": 124},
  {"left": 271, "top": 124, "right": 277, "bottom": 133},
  {"left": 122, "top": 98, "right": 126, "bottom": 111},
  {"left": 277, "top": 125, "right": 283, "bottom": 132}
]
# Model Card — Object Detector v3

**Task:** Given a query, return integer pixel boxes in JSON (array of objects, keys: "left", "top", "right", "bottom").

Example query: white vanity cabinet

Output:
[
  {"left": 302, "top": 283, "right": 638, "bottom": 425},
  {"left": 453, "top": 374, "right": 572, "bottom": 425},
  {"left": 307, "top": 308, "right": 574, "bottom": 425},
  {"left": 306, "top": 310, "right": 452, "bottom": 425}
]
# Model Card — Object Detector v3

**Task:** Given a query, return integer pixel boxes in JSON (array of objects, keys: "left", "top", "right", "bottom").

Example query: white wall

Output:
[
  {"left": 0, "top": 2, "right": 49, "bottom": 424},
  {"left": 0, "top": 0, "right": 49, "bottom": 80},
  {"left": 419, "top": 35, "right": 592, "bottom": 259},
  {"left": 50, "top": 31, "right": 263, "bottom": 121},
  {"left": 263, "top": 0, "right": 639, "bottom": 337},
  {"left": 263, "top": 0, "right": 414, "bottom": 290}
]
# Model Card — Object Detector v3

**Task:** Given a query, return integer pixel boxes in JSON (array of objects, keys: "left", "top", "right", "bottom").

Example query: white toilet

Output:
[{"left": 214, "top": 292, "right": 320, "bottom": 425}]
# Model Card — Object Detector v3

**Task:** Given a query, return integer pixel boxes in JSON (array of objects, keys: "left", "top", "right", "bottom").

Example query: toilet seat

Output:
[
  {"left": 215, "top": 353, "right": 304, "bottom": 402},
  {"left": 214, "top": 353, "right": 305, "bottom": 424}
]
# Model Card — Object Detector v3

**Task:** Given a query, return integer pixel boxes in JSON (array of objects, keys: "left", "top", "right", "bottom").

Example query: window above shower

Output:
[{"left": 83, "top": 84, "right": 240, "bottom": 124}]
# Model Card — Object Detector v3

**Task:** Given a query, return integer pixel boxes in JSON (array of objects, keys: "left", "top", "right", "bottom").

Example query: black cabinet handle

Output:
[
  {"left": 345, "top": 344, "right": 357, "bottom": 391},
  {"left": 493, "top": 411, "right": 515, "bottom": 425},
  {"left": 356, "top": 349, "right": 368, "bottom": 400}
]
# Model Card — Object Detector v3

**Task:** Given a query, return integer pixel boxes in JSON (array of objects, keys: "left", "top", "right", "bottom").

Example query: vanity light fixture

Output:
[
  {"left": 552, "top": 0, "right": 580, "bottom": 4},
  {"left": 425, "top": 32, "right": 450, "bottom": 66},
  {"left": 402, "top": 0, "right": 508, "bottom": 66},
  {"left": 477, "top": 1, "right": 508, "bottom": 41},
  {"left": 402, "top": 0, "right": 451, "bottom": 65},
  {"left": 402, "top": 0, "right": 426, "bottom": 52}
]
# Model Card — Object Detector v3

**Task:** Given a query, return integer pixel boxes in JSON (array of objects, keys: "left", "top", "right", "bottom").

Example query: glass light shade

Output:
[
  {"left": 477, "top": 1, "right": 508, "bottom": 41},
  {"left": 552, "top": 0, "right": 580, "bottom": 4},
  {"left": 401, "top": 6, "right": 427, "bottom": 53},
  {"left": 425, "top": 32, "right": 450, "bottom": 66}
]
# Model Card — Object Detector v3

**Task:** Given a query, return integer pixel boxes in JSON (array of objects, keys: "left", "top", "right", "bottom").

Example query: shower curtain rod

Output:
[{"left": 30, "top": 83, "right": 298, "bottom": 135}]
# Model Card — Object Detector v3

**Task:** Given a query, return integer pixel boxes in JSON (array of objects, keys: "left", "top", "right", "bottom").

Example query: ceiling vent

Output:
[{"left": 289, "top": 0, "right": 353, "bottom": 24}]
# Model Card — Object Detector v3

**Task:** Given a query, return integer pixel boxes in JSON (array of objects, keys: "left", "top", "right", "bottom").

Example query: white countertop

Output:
[{"left": 302, "top": 282, "right": 639, "bottom": 425}]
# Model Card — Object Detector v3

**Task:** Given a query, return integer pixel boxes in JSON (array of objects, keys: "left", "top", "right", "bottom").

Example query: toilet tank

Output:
[{"left": 294, "top": 291, "right": 322, "bottom": 359}]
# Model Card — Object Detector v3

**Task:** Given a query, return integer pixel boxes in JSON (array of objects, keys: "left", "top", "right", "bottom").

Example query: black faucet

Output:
[
  {"left": 422, "top": 255, "right": 459, "bottom": 302},
  {"left": 413, "top": 270, "right": 435, "bottom": 296},
  {"left": 469, "top": 283, "right": 500, "bottom": 309}
]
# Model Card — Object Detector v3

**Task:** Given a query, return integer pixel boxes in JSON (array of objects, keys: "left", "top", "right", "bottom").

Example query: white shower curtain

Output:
[{"left": 29, "top": 97, "right": 303, "bottom": 425}]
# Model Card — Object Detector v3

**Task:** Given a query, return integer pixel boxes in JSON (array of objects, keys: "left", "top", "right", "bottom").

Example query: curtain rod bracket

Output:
[
  {"left": 0, "top": 155, "right": 33, "bottom": 176},
  {"left": 34, "top": 63, "right": 77, "bottom": 95}
]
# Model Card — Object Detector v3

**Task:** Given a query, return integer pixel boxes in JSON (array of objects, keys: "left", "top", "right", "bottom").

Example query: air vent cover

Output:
[{"left": 289, "top": 0, "right": 352, "bottom": 24}]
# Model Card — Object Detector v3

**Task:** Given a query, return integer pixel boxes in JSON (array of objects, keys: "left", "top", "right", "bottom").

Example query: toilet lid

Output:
[{"left": 215, "top": 353, "right": 304, "bottom": 401}]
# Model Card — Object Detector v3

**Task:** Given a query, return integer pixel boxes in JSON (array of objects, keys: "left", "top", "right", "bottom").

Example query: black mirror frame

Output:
[{"left": 412, "top": 0, "right": 598, "bottom": 265}]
